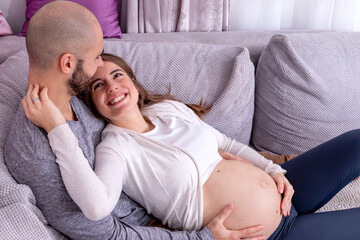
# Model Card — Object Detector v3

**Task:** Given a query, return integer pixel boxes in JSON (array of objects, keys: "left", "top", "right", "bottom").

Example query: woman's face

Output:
[{"left": 90, "top": 61, "right": 139, "bottom": 122}]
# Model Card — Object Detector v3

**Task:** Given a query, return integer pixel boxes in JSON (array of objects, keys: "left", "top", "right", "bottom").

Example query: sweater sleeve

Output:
[
  {"left": 201, "top": 121, "right": 286, "bottom": 176},
  {"left": 48, "top": 123, "right": 124, "bottom": 221}
]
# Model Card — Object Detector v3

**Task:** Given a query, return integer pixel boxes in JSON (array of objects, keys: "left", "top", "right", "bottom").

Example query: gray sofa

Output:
[{"left": 1, "top": 31, "right": 359, "bottom": 239}]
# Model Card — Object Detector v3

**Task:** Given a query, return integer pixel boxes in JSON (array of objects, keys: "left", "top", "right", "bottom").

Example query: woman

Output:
[{"left": 23, "top": 53, "right": 360, "bottom": 239}]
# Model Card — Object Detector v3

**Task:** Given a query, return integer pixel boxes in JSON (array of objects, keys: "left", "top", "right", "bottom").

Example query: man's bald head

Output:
[{"left": 26, "top": 1, "right": 103, "bottom": 70}]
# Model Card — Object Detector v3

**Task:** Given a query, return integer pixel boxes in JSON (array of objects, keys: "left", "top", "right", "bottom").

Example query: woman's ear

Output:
[{"left": 59, "top": 53, "right": 76, "bottom": 74}]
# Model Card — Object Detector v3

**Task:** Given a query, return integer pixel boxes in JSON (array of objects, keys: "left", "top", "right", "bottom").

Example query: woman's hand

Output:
[
  {"left": 218, "top": 149, "right": 252, "bottom": 165},
  {"left": 22, "top": 83, "right": 66, "bottom": 133},
  {"left": 271, "top": 173, "right": 294, "bottom": 217},
  {"left": 208, "top": 204, "right": 265, "bottom": 240}
]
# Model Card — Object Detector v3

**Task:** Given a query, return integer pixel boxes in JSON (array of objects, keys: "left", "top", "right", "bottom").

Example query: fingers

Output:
[
  {"left": 235, "top": 225, "right": 265, "bottom": 240},
  {"left": 31, "top": 84, "right": 41, "bottom": 106},
  {"left": 22, "top": 83, "right": 46, "bottom": 120},
  {"left": 22, "top": 83, "right": 38, "bottom": 118},
  {"left": 40, "top": 87, "right": 49, "bottom": 101},
  {"left": 219, "top": 150, "right": 234, "bottom": 160},
  {"left": 208, "top": 204, "right": 266, "bottom": 240},
  {"left": 24, "top": 83, "right": 41, "bottom": 106},
  {"left": 216, "top": 204, "right": 234, "bottom": 224},
  {"left": 281, "top": 178, "right": 294, "bottom": 216},
  {"left": 273, "top": 173, "right": 284, "bottom": 194},
  {"left": 23, "top": 83, "right": 34, "bottom": 110}
]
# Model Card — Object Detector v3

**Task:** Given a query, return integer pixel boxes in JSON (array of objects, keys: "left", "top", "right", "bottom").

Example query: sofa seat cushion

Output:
[{"left": 252, "top": 32, "right": 360, "bottom": 155}]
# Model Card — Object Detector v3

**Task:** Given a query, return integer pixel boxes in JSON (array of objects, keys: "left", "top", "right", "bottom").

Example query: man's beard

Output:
[{"left": 67, "top": 59, "right": 92, "bottom": 96}]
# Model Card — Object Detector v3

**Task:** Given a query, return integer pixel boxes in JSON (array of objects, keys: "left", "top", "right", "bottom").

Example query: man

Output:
[{"left": 4, "top": 1, "right": 264, "bottom": 239}]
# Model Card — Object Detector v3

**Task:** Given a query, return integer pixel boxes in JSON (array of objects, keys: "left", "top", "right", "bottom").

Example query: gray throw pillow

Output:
[
  {"left": 0, "top": 50, "right": 28, "bottom": 182},
  {"left": 0, "top": 50, "right": 62, "bottom": 239},
  {"left": 252, "top": 32, "right": 360, "bottom": 155}
]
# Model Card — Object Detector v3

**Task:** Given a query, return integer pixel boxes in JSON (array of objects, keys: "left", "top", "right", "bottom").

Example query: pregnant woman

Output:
[{"left": 23, "top": 53, "right": 360, "bottom": 239}]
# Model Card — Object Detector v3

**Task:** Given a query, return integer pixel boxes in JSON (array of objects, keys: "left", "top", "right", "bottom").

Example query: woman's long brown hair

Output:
[{"left": 80, "top": 53, "right": 210, "bottom": 121}]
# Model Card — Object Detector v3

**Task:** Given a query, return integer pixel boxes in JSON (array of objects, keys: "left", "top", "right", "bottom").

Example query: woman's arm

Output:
[
  {"left": 203, "top": 121, "right": 286, "bottom": 175},
  {"left": 22, "top": 84, "right": 123, "bottom": 220},
  {"left": 201, "top": 121, "right": 295, "bottom": 217},
  {"left": 48, "top": 124, "right": 124, "bottom": 220},
  {"left": 161, "top": 100, "right": 286, "bottom": 175}
]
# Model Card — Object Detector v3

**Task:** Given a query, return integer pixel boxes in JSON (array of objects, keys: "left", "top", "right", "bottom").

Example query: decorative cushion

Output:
[
  {"left": 18, "top": 0, "right": 121, "bottom": 38},
  {"left": 0, "top": 50, "right": 65, "bottom": 239},
  {"left": 0, "top": 50, "right": 28, "bottom": 183},
  {"left": 0, "top": 10, "right": 13, "bottom": 36},
  {"left": 104, "top": 41, "right": 255, "bottom": 144},
  {"left": 252, "top": 32, "right": 360, "bottom": 155}
]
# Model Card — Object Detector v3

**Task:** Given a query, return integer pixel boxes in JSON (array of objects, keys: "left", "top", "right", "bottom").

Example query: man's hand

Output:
[
  {"left": 207, "top": 204, "right": 265, "bottom": 240},
  {"left": 271, "top": 173, "right": 294, "bottom": 217},
  {"left": 218, "top": 150, "right": 252, "bottom": 165}
]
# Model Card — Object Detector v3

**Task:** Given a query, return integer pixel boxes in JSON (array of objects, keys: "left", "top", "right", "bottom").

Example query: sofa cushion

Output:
[
  {"left": 0, "top": 203, "right": 50, "bottom": 239},
  {"left": 104, "top": 41, "right": 255, "bottom": 144},
  {"left": 0, "top": 50, "right": 65, "bottom": 240},
  {"left": 252, "top": 32, "right": 360, "bottom": 155},
  {"left": 0, "top": 50, "right": 28, "bottom": 184},
  {"left": 0, "top": 10, "right": 13, "bottom": 36},
  {"left": 19, "top": 0, "right": 122, "bottom": 38}
]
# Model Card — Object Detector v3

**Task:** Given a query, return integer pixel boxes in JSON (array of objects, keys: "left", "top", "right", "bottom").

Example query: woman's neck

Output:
[{"left": 110, "top": 109, "right": 154, "bottom": 133}]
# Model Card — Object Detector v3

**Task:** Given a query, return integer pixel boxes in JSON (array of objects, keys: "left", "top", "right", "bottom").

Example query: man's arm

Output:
[{"left": 11, "top": 156, "right": 214, "bottom": 240}]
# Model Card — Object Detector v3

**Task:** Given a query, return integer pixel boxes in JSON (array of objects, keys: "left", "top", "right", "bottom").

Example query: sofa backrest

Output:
[{"left": 104, "top": 41, "right": 255, "bottom": 144}]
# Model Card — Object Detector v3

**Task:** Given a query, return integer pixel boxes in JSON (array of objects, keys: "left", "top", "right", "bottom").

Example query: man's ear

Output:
[{"left": 59, "top": 53, "right": 76, "bottom": 74}]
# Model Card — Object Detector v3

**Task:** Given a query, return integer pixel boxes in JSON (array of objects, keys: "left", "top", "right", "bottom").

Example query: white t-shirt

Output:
[{"left": 144, "top": 115, "right": 222, "bottom": 185}]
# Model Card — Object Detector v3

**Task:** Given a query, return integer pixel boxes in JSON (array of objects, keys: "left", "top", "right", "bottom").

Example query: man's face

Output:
[
  {"left": 68, "top": 23, "right": 104, "bottom": 96},
  {"left": 67, "top": 59, "right": 93, "bottom": 95}
]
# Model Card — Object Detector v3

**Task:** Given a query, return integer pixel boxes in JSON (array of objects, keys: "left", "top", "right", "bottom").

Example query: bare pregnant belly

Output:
[{"left": 202, "top": 159, "right": 282, "bottom": 239}]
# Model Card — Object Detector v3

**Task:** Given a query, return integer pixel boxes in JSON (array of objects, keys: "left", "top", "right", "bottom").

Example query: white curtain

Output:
[
  {"left": 125, "top": 0, "right": 230, "bottom": 33},
  {"left": 230, "top": 0, "right": 360, "bottom": 31}
]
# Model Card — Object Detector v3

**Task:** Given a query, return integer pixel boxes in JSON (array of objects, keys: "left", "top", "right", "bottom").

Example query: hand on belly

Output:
[{"left": 202, "top": 160, "right": 283, "bottom": 239}]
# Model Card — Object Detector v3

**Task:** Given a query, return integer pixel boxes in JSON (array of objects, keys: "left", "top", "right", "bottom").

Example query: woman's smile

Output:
[{"left": 108, "top": 92, "right": 128, "bottom": 106}]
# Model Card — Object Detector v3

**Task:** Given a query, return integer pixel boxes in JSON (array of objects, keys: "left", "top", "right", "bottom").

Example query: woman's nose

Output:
[{"left": 107, "top": 83, "right": 119, "bottom": 94}]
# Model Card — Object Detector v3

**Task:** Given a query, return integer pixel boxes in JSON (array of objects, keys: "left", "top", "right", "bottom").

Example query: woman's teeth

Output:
[{"left": 110, "top": 95, "right": 125, "bottom": 104}]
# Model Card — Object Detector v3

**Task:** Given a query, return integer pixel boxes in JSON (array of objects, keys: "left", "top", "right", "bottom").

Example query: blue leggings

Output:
[{"left": 269, "top": 129, "right": 360, "bottom": 240}]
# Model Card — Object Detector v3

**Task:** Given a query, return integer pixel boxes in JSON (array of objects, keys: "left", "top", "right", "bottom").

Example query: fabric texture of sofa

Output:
[{"left": 0, "top": 31, "right": 360, "bottom": 239}]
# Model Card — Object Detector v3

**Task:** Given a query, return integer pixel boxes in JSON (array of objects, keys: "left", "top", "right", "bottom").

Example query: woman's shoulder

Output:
[
  {"left": 100, "top": 124, "right": 134, "bottom": 146},
  {"left": 142, "top": 100, "right": 195, "bottom": 119}
]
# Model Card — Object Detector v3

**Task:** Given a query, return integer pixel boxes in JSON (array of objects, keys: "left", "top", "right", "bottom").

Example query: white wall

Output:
[
  {"left": 2, "top": 0, "right": 358, "bottom": 34},
  {"left": 0, "top": 0, "right": 26, "bottom": 34},
  {"left": 0, "top": 0, "right": 239, "bottom": 35}
]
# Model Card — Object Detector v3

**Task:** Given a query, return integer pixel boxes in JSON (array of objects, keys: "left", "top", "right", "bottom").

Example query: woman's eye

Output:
[
  {"left": 114, "top": 73, "right": 123, "bottom": 78},
  {"left": 92, "top": 82, "right": 103, "bottom": 90}
]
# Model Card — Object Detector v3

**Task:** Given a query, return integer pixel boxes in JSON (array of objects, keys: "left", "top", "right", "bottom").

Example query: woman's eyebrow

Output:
[
  {"left": 90, "top": 78, "right": 101, "bottom": 86},
  {"left": 110, "top": 69, "right": 122, "bottom": 75}
]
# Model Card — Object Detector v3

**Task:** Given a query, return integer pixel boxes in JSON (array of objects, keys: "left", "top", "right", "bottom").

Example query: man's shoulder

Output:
[{"left": 4, "top": 107, "right": 48, "bottom": 172}]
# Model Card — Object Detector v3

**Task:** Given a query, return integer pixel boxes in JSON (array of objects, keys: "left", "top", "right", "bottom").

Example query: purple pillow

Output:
[{"left": 18, "top": 0, "right": 122, "bottom": 38}]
